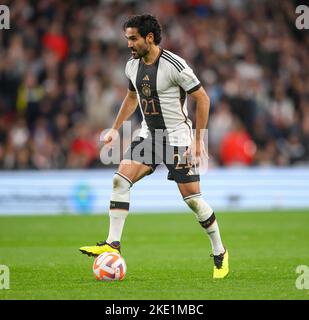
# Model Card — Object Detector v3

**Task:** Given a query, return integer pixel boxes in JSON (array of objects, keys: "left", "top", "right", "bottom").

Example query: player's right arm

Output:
[{"left": 102, "top": 89, "right": 138, "bottom": 148}]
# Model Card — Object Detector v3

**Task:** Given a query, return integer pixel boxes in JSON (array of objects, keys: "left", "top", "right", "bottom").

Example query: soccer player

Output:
[{"left": 80, "top": 14, "right": 229, "bottom": 279}]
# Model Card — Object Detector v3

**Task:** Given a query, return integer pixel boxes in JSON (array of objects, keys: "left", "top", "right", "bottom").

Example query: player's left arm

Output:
[
  {"left": 184, "top": 87, "right": 210, "bottom": 162},
  {"left": 189, "top": 86, "right": 210, "bottom": 143}
]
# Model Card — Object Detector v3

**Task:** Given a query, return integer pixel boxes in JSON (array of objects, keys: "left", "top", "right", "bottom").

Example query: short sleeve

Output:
[
  {"left": 125, "top": 60, "right": 136, "bottom": 91},
  {"left": 172, "top": 61, "right": 201, "bottom": 94}
]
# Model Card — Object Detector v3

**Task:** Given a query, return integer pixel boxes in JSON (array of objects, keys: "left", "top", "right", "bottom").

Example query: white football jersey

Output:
[{"left": 125, "top": 49, "right": 201, "bottom": 146}]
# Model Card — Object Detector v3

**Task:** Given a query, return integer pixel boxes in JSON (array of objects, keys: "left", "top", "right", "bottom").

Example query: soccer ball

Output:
[{"left": 93, "top": 252, "right": 127, "bottom": 281}]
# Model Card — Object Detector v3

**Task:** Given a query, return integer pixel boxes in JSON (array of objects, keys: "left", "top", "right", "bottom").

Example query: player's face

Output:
[{"left": 125, "top": 28, "right": 151, "bottom": 59}]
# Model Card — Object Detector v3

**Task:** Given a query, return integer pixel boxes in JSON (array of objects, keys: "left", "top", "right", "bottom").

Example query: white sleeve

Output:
[
  {"left": 172, "top": 60, "right": 201, "bottom": 93},
  {"left": 125, "top": 60, "right": 136, "bottom": 91},
  {"left": 125, "top": 60, "right": 131, "bottom": 79}
]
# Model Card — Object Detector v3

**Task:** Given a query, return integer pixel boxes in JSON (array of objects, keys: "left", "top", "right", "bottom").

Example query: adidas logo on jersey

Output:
[{"left": 143, "top": 75, "right": 150, "bottom": 81}]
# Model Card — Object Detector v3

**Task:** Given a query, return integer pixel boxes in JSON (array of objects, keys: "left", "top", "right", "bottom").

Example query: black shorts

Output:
[{"left": 123, "top": 136, "right": 200, "bottom": 184}]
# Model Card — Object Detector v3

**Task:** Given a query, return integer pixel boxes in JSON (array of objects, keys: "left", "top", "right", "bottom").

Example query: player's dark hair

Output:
[{"left": 123, "top": 14, "right": 162, "bottom": 45}]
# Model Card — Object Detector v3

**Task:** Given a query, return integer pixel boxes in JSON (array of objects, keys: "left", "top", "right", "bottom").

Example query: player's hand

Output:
[
  {"left": 183, "top": 139, "right": 209, "bottom": 166},
  {"left": 102, "top": 129, "right": 119, "bottom": 150}
]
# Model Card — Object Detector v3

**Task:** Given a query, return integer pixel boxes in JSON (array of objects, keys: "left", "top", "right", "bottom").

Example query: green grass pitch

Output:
[{"left": 0, "top": 210, "right": 309, "bottom": 300}]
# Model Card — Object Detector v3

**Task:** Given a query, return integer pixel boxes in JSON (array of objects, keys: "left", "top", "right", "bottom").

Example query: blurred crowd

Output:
[{"left": 0, "top": 0, "right": 308, "bottom": 170}]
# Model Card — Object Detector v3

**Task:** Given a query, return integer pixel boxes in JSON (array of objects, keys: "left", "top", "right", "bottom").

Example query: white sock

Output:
[
  {"left": 184, "top": 194, "right": 225, "bottom": 255},
  {"left": 203, "top": 219, "right": 225, "bottom": 256},
  {"left": 107, "top": 210, "right": 128, "bottom": 243},
  {"left": 106, "top": 173, "right": 131, "bottom": 243}
]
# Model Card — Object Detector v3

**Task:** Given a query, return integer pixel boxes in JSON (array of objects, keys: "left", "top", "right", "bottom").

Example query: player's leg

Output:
[
  {"left": 80, "top": 135, "right": 156, "bottom": 257},
  {"left": 165, "top": 143, "right": 228, "bottom": 278},
  {"left": 79, "top": 160, "right": 152, "bottom": 257},
  {"left": 178, "top": 181, "right": 225, "bottom": 256},
  {"left": 177, "top": 181, "right": 229, "bottom": 279},
  {"left": 166, "top": 145, "right": 225, "bottom": 255},
  {"left": 105, "top": 160, "right": 152, "bottom": 245}
]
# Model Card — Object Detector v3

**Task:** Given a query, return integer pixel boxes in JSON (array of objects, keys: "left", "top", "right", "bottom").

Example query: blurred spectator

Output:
[
  {"left": 220, "top": 117, "right": 256, "bottom": 166},
  {"left": 301, "top": 114, "right": 309, "bottom": 161},
  {"left": 9, "top": 117, "right": 30, "bottom": 149},
  {"left": 16, "top": 71, "right": 44, "bottom": 127},
  {"left": 269, "top": 82, "right": 295, "bottom": 134},
  {"left": 84, "top": 76, "right": 117, "bottom": 130},
  {"left": 42, "top": 21, "right": 69, "bottom": 61},
  {"left": 67, "top": 119, "right": 98, "bottom": 168},
  {"left": 208, "top": 99, "right": 233, "bottom": 161},
  {"left": 14, "top": 146, "right": 35, "bottom": 170}
]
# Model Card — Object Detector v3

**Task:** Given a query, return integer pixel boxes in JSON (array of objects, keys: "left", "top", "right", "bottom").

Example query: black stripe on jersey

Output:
[
  {"left": 180, "top": 86, "right": 186, "bottom": 107},
  {"left": 187, "top": 83, "right": 202, "bottom": 94},
  {"left": 161, "top": 54, "right": 184, "bottom": 73},
  {"left": 179, "top": 86, "right": 193, "bottom": 141},
  {"left": 128, "top": 79, "right": 136, "bottom": 91},
  {"left": 135, "top": 58, "right": 166, "bottom": 131},
  {"left": 162, "top": 51, "right": 185, "bottom": 70}
]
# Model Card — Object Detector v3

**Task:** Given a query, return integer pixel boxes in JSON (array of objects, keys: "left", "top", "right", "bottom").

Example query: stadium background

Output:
[
  {"left": 0, "top": 0, "right": 309, "bottom": 213},
  {"left": 0, "top": 0, "right": 309, "bottom": 300}
]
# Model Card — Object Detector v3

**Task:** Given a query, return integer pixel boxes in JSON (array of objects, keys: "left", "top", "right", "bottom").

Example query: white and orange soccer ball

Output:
[{"left": 93, "top": 252, "right": 127, "bottom": 281}]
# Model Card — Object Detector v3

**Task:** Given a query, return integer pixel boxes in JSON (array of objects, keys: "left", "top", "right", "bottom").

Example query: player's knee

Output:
[
  {"left": 184, "top": 194, "right": 213, "bottom": 222},
  {"left": 110, "top": 173, "right": 132, "bottom": 208},
  {"left": 112, "top": 173, "right": 132, "bottom": 194},
  {"left": 184, "top": 194, "right": 201, "bottom": 212}
]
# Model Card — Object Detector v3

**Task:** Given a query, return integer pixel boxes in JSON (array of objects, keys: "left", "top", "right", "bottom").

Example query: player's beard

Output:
[{"left": 131, "top": 44, "right": 149, "bottom": 59}]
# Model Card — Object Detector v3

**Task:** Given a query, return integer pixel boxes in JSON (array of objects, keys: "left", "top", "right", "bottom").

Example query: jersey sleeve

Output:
[
  {"left": 172, "top": 61, "right": 201, "bottom": 94},
  {"left": 125, "top": 60, "right": 136, "bottom": 91}
]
